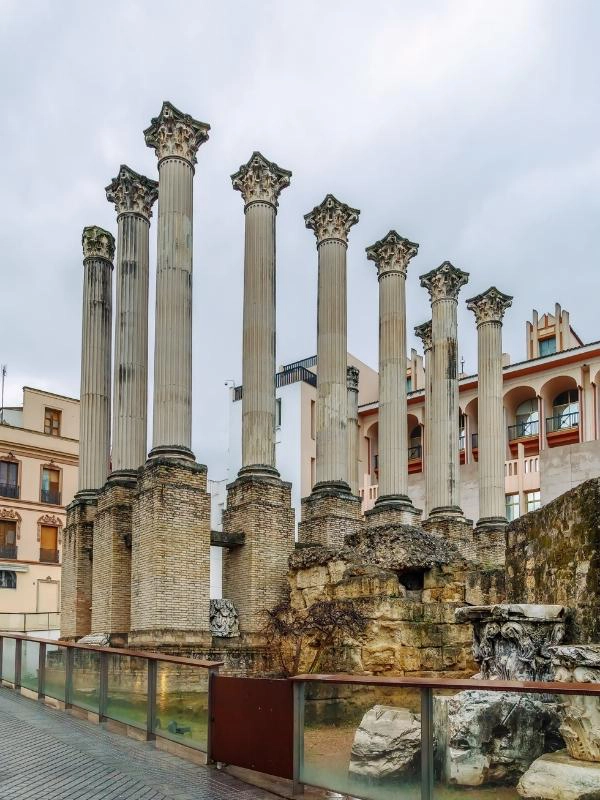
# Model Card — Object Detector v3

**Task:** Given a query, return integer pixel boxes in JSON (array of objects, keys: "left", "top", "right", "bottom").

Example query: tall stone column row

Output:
[
  {"left": 366, "top": 231, "right": 420, "bottom": 523},
  {"left": 347, "top": 366, "right": 360, "bottom": 497},
  {"left": 414, "top": 320, "right": 432, "bottom": 515}
]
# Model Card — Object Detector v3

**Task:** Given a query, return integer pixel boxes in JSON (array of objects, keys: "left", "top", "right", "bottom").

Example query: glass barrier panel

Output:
[
  {"left": 432, "top": 687, "right": 548, "bottom": 799},
  {"left": 1, "top": 637, "right": 16, "bottom": 684},
  {"left": 44, "top": 644, "right": 66, "bottom": 701},
  {"left": 20, "top": 639, "right": 39, "bottom": 692},
  {"left": 300, "top": 681, "right": 423, "bottom": 799},
  {"left": 106, "top": 654, "right": 148, "bottom": 730},
  {"left": 154, "top": 662, "right": 209, "bottom": 751},
  {"left": 72, "top": 649, "right": 100, "bottom": 713}
]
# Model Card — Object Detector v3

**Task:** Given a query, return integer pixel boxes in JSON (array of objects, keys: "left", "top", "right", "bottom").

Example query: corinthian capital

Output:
[
  {"left": 82, "top": 226, "right": 115, "bottom": 263},
  {"left": 105, "top": 165, "right": 159, "bottom": 220},
  {"left": 366, "top": 230, "right": 419, "bottom": 278},
  {"left": 419, "top": 261, "right": 469, "bottom": 303},
  {"left": 346, "top": 365, "right": 359, "bottom": 392},
  {"left": 304, "top": 194, "right": 360, "bottom": 245},
  {"left": 231, "top": 151, "right": 291, "bottom": 208},
  {"left": 467, "top": 286, "right": 513, "bottom": 326},
  {"left": 414, "top": 320, "right": 432, "bottom": 352},
  {"left": 144, "top": 101, "right": 210, "bottom": 166}
]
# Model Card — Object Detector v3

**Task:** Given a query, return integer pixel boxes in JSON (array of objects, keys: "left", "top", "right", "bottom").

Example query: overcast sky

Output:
[{"left": 1, "top": 0, "right": 600, "bottom": 477}]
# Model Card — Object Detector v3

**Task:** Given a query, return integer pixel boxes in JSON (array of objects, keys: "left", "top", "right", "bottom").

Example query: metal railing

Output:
[
  {"left": 508, "top": 419, "right": 539, "bottom": 440},
  {"left": 233, "top": 365, "right": 317, "bottom": 401},
  {"left": 0, "top": 544, "right": 17, "bottom": 559},
  {"left": 408, "top": 444, "right": 422, "bottom": 461},
  {"left": 282, "top": 355, "right": 317, "bottom": 371},
  {"left": 41, "top": 488, "right": 61, "bottom": 505},
  {"left": 546, "top": 410, "right": 579, "bottom": 433},
  {"left": 0, "top": 633, "right": 222, "bottom": 757},
  {"left": 0, "top": 483, "right": 19, "bottom": 499},
  {"left": 471, "top": 432, "right": 478, "bottom": 448},
  {"left": 39, "top": 549, "right": 59, "bottom": 564}
]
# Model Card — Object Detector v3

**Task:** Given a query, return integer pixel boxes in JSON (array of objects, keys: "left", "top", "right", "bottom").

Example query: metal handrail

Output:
[
  {"left": 0, "top": 545, "right": 17, "bottom": 559},
  {"left": 40, "top": 488, "right": 61, "bottom": 505},
  {"left": 508, "top": 419, "right": 539, "bottom": 440},
  {"left": 0, "top": 483, "right": 19, "bottom": 499},
  {"left": 282, "top": 355, "right": 317, "bottom": 371},
  {"left": 546, "top": 410, "right": 579, "bottom": 433},
  {"left": 472, "top": 432, "right": 478, "bottom": 448},
  {"left": 39, "top": 549, "right": 59, "bottom": 564},
  {"left": 234, "top": 365, "right": 317, "bottom": 401},
  {"left": 408, "top": 444, "right": 422, "bottom": 461}
]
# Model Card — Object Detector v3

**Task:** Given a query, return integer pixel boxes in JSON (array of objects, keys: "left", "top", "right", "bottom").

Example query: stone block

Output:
[
  {"left": 518, "top": 751, "right": 600, "bottom": 799},
  {"left": 349, "top": 705, "right": 421, "bottom": 778}
]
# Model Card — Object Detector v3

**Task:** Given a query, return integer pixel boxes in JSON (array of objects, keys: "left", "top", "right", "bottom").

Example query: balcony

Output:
[
  {"left": 508, "top": 420, "right": 539, "bottom": 441},
  {"left": 546, "top": 410, "right": 579, "bottom": 433},
  {"left": 0, "top": 545, "right": 17, "bottom": 559},
  {"left": 40, "top": 488, "right": 61, "bottom": 505},
  {"left": 408, "top": 444, "right": 422, "bottom": 461},
  {"left": 39, "top": 548, "right": 59, "bottom": 564},
  {"left": 0, "top": 483, "right": 19, "bottom": 499}
]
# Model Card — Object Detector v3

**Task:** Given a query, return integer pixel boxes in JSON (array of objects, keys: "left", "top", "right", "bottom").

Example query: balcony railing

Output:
[
  {"left": 41, "top": 488, "right": 61, "bottom": 505},
  {"left": 546, "top": 410, "right": 579, "bottom": 433},
  {"left": 508, "top": 419, "right": 539, "bottom": 441},
  {"left": 0, "top": 544, "right": 17, "bottom": 559},
  {"left": 472, "top": 432, "right": 478, "bottom": 449},
  {"left": 0, "top": 483, "right": 19, "bottom": 499},
  {"left": 282, "top": 354, "right": 317, "bottom": 371},
  {"left": 39, "top": 548, "right": 59, "bottom": 564},
  {"left": 408, "top": 444, "right": 422, "bottom": 461},
  {"left": 233, "top": 365, "right": 317, "bottom": 401}
]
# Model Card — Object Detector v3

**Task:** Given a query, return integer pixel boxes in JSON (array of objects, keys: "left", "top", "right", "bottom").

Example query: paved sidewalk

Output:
[{"left": 0, "top": 686, "right": 279, "bottom": 800}]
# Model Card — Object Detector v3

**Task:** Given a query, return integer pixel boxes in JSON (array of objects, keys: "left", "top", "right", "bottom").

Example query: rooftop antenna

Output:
[{"left": 0, "top": 365, "right": 6, "bottom": 424}]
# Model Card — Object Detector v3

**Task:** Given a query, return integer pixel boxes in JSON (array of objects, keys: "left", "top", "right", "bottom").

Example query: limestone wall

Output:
[{"left": 506, "top": 477, "right": 600, "bottom": 641}]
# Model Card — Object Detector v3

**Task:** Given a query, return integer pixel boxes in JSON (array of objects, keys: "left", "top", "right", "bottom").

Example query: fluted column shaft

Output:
[
  {"left": 415, "top": 321, "right": 433, "bottom": 515},
  {"left": 347, "top": 367, "right": 359, "bottom": 496},
  {"left": 152, "top": 158, "right": 194, "bottom": 456},
  {"left": 467, "top": 287, "right": 512, "bottom": 527},
  {"left": 242, "top": 201, "right": 277, "bottom": 469},
  {"left": 78, "top": 228, "right": 113, "bottom": 495}
]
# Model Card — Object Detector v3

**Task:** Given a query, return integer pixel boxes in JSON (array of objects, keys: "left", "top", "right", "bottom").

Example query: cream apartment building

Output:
[
  {"left": 228, "top": 304, "right": 600, "bottom": 527},
  {"left": 0, "top": 387, "right": 79, "bottom": 633}
]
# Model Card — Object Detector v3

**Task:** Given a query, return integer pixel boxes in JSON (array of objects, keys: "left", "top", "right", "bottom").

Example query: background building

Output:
[
  {"left": 0, "top": 387, "right": 79, "bottom": 636},
  {"left": 227, "top": 304, "right": 600, "bottom": 528}
]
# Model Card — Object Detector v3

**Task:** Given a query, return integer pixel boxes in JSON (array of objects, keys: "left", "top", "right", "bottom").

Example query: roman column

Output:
[
  {"left": 144, "top": 101, "right": 210, "bottom": 461},
  {"left": 305, "top": 194, "right": 360, "bottom": 492},
  {"left": 105, "top": 166, "right": 158, "bottom": 478},
  {"left": 78, "top": 226, "right": 114, "bottom": 496},
  {"left": 414, "top": 320, "right": 432, "bottom": 515},
  {"left": 347, "top": 365, "right": 360, "bottom": 496},
  {"left": 231, "top": 152, "right": 291, "bottom": 476},
  {"left": 420, "top": 262, "right": 469, "bottom": 518},
  {"left": 366, "top": 231, "right": 419, "bottom": 514},
  {"left": 467, "top": 287, "right": 512, "bottom": 529}
]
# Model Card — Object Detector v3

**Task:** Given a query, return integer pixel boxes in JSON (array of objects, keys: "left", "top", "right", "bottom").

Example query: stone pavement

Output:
[{"left": 0, "top": 686, "right": 279, "bottom": 800}]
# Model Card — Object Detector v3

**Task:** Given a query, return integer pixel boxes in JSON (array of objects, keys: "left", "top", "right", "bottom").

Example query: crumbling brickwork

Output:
[
  {"left": 298, "top": 490, "right": 363, "bottom": 548},
  {"left": 61, "top": 497, "right": 96, "bottom": 640}
]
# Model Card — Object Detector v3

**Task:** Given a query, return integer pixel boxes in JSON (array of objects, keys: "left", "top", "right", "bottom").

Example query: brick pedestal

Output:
[
  {"left": 129, "top": 458, "right": 211, "bottom": 647},
  {"left": 298, "top": 489, "right": 363, "bottom": 548},
  {"left": 61, "top": 496, "right": 96, "bottom": 640},
  {"left": 365, "top": 502, "right": 422, "bottom": 529},
  {"left": 422, "top": 515, "right": 475, "bottom": 561},
  {"left": 91, "top": 479, "right": 136, "bottom": 643},
  {"left": 222, "top": 472, "right": 295, "bottom": 634},
  {"left": 473, "top": 523, "right": 506, "bottom": 566}
]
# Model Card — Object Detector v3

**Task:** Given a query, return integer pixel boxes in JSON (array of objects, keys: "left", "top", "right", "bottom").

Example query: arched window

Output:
[
  {"left": 515, "top": 399, "right": 539, "bottom": 438},
  {"left": 408, "top": 426, "right": 422, "bottom": 460},
  {"left": 550, "top": 389, "right": 579, "bottom": 430},
  {"left": 0, "top": 519, "right": 17, "bottom": 559},
  {"left": 458, "top": 413, "right": 466, "bottom": 451},
  {"left": 0, "top": 570, "right": 16, "bottom": 589}
]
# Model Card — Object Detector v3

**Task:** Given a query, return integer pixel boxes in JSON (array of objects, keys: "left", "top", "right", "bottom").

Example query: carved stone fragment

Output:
[{"left": 210, "top": 599, "right": 240, "bottom": 638}]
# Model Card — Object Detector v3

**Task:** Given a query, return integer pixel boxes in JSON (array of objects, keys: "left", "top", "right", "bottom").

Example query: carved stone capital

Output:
[
  {"left": 414, "top": 320, "right": 433, "bottom": 352},
  {"left": 231, "top": 151, "right": 291, "bottom": 208},
  {"left": 82, "top": 226, "right": 115, "bottom": 263},
  {"left": 105, "top": 165, "right": 158, "bottom": 220},
  {"left": 366, "top": 230, "right": 419, "bottom": 278},
  {"left": 347, "top": 365, "right": 359, "bottom": 392},
  {"left": 466, "top": 286, "right": 513, "bottom": 326},
  {"left": 144, "top": 101, "right": 210, "bottom": 166},
  {"left": 304, "top": 194, "right": 360, "bottom": 245},
  {"left": 419, "top": 261, "right": 469, "bottom": 303}
]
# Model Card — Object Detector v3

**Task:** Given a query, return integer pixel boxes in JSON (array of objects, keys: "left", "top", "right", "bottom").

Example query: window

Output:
[
  {"left": 408, "top": 426, "right": 422, "bottom": 460},
  {"left": 44, "top": 408, "right": 61, "bottom": 436},
  {"left": 505, "top": 493, "right": 520, "bottom": 522},
  {"left": 526, "top": 491, "right": 541, "bottom": 513},
  {"left": 41, "top": 467, "right": 61, "bottom": 504},
  {"left": 458, "top": 413, "right": 466, "bottom": 451},
  {"left": 40, "top": 525, "right": 59, "bottom": 563},
  {"left": 539, "top": 336, "right": 556, "bottom": 357},
  {"left": 0, "top": 520, "right": 17, "bottom": 559},
  {"left": 0, "top": 570, "right": 16, "bottom": 589},
  {"left": 275, "top": 398, "right": 282, "bottom": 428},
  {"left": 0, "top": 460, "right": 19, "bottom": 498},
  {"left": 406, "top": 376, "right": 413, "bottom": 393},
  {"left": 512, "top": 399, "right": 539, "bottom": 439},
  {"left": 549, "top": 389, "right": 579, "bottom": 431},
  {"left": 310, "top": 400, "right": 316, "bottom": 440}
]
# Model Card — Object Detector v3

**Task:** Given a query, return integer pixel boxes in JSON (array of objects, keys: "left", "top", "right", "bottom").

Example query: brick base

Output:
[
  {"left": 222, "top": 472, "right": 295, "bottom": 635},
  {"left": 422, "top": 515, "right": 475, "bottom": 561},
  {"left": 129, "top": 458, "right": 211, "bottom": 639},
  {"left": 61, "top": 496, "right": 96, "bottom": 640},
  {"left": 365, "top": 502, "right": 423, "bottom": 529},
  {"left": 473, "top": 523, "right": 507, "bottom": 566},
  {"left": 298, "top": 489, "right": 363, "bottom": 548},
  {"left": 91, "top": 479, "right": 135, "bottom": 641}
]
